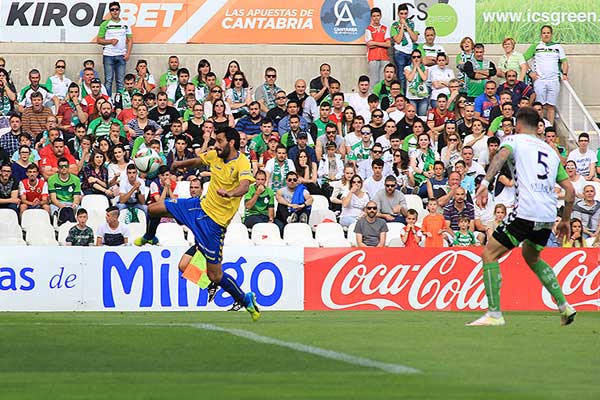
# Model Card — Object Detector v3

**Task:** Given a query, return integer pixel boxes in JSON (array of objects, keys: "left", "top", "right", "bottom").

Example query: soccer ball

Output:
[{"left": 133, "top": 148, "right": 161, "bottom": 174}]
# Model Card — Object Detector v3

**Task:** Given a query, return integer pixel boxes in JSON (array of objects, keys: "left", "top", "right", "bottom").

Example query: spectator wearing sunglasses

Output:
[{"left": 355, "top": 201, "right": 388, "bottom": 247}]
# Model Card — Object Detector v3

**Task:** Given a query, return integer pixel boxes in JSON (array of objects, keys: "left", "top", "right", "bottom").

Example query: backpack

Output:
[{"left": 57, "top": 207, "right": 76, "bottom": 226}]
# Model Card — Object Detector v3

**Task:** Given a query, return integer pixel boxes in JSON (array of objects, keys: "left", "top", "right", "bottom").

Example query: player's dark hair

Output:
[
  {"left": 516, "top": 107, "right": 542, "bottom": 131},
  {"left": 218, "top": 127, "right": 241, "bottom": 150}
]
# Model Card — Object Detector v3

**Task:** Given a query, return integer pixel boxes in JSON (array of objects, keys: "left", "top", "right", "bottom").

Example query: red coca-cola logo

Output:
[{"left": 305, "top": 248, "right": 600, "bottom": 311}]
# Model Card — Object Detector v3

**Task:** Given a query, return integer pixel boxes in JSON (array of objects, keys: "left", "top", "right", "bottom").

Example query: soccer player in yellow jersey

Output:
[{"left": 135, "top": 127, "right": 260, "bottom": 320}]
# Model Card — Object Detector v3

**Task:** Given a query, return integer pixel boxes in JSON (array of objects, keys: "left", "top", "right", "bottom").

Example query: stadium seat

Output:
[
  {"left": 57, "top": 222, "right": 77, "bottom": 245},
  {"left": 315, "top": 222, "right": 350, "bottom": 247},
  {"left": 251, "top": 222, "right": 286, "bottom": 246},
  {"left": 283, "top": 223, "right": 319, "bottom": 247},
  {"left": 385, "top": 222, "right": 405, "bottom": 246},
  {"left": 0, "top": 209, "right": 18, "bottom": 227},
  {"left": 156, "top": 222, "right": 188, "bottom": 246},
  {"left": 585, "top": 236, "right": 596, "bottom": 247},
  {"left": 174, "top": 181, "right": 191, "bottom": 199},
  {"left": 118, "top": 208, "right": 147, "bottom": 227},
  {"left": 0, "top": 219, "right": 26, "bottom": 245},
  {"left": 311, "top": 194, "right": 330, "bottom": 211},
  {"left": 81, "top": 194, "right": 110, "bottom": 215},
  {"left": 26, "top": 225, "right": 58, "bottom": 246},
  {"left": 347, "top": 221, "right": 357, "bottom": 246},
  {"left": 308, "top": 208, "right": 337, "bottom": 231},
  {"left": 202, "top": 181, "right": 210, "bottom": 197},
  {"left": 405, "top": 194, "right": 426, "bottom": 224},
  {"left": 127, "top": 223, "right": 146, "bottom": 243},
  {"left": 224, "top": 222, "right": 253, "bottom": 246},
  {"left": 0, "top": 237, "right": 27, "bottom": 246},
  {"left": 21, "top": 209, "right": 52, "bottom": 233},
  {"left": 230, "top": 213, "right": 242, "bottom": 224}
]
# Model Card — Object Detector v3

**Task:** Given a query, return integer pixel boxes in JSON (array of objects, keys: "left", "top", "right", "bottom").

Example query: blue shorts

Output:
[{"left": 165, "top": 197, "right": 225, "bottom": 264}]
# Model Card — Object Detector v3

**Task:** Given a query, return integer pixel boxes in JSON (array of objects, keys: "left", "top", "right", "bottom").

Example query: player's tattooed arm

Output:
[{"left": 483, "top": 147, "right": 511, "bottom": 184}]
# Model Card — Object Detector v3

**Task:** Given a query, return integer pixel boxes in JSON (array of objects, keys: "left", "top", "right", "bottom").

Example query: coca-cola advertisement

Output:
[{"left": 304, "top": 248, "right": 600, "bottom": 311}]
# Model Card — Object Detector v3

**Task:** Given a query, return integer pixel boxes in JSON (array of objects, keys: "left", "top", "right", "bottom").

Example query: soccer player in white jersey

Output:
[
  {"left": 524, "top": 25, "right": 568, "bottom": 126},
  {"left": 469, "top": 107, "right": 576, "bottom": 326}
]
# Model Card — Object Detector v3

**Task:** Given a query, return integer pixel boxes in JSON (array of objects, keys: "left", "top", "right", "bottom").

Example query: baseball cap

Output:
[
  {"left": 268, "top": 134, "right": 280, "bottom": 142},
  {"left": 326, "top": 141, "right": 337, "bottom": 149},
  {"left": 297, "top": 132, "right": 308, "bottom": 139}
]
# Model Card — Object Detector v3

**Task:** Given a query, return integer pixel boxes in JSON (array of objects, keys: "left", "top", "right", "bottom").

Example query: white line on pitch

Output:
[
  {"left": 0, "top": 321, "right": 421, "bottom": 374},
  {"left": 191, "top": 323, "right": 421, "bottom": 374}
]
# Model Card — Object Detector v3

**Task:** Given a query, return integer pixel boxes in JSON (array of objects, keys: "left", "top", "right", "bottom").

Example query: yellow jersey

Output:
[{"left": 200, "top": 150, "right": 255, "bottom": 226}]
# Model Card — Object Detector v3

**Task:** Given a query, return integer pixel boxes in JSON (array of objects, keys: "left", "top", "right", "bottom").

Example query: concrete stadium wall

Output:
[{"left": 2, "top": 43, "right": 599, "bottom": 121}]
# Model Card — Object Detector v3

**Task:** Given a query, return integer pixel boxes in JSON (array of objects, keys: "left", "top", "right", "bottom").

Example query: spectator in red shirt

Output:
[
  {"left": 39, "top": 136, "right": 78, "bottom": 179},
  {"left": 19, "top": 163, "right": 50, "bottom": 216},
  {"left": 57, "top": 83, "right": 89, "bottom": 134}
]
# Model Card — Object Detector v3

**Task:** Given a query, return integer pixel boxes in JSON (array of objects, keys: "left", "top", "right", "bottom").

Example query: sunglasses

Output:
[
  {"left": 234, "top": 78, "right": 244, "bottom": 81},
  {"left": 373, "top": 114, "right": 383, "bottom": 118},
  {"left": 385, "top": 184, "right": 396, "bottom": 188},
  {"left": 287, "top": 178, "right": 297, "bottom": 182},
  {"left": 211, "top": 89, "right": 222, "bottom": 93},
  {"left": 372, "top": 150, "right": 382, "bottom": 154},
  {"left": 276, "top": 96, "right": 287, "bottom": 100},
  {"left": 448, "top": 138, "right": 458, "bottom": 142},
  {"left": 58, "top": 165, "right": 69, "bottom": 169},
  {"left": 412, "top": 55, "right": 421, "bottom": 59},
  {"left": 56, "top": 65, "right": 66, "bottom": 68},
  {"left": 366, "top": 206, "right": 377, "bottom": 210},
  {"left": 351, "top": 180, "right": 362, "bottom": 184},
  {"left": 266, "top": 74, "right": 276, "bottom": 78},
  {"left": 110, "top": 7, "right": 120, "bottom": 11},
  {"left": 361, "top": 131, "right": 371, "bottom": 135}
]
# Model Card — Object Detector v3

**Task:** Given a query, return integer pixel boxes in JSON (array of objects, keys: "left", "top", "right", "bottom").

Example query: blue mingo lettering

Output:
[
  {"left": 103, "top": 251, "right": 153, "bottom": 308},
  {"left": 0, "top": 267, "right": 35, "bottom": 291}
]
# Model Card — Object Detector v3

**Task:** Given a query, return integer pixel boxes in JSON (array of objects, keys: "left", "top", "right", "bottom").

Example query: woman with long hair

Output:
[
  {"left": 184, "top": 102, "right": 205, "bottom": 143},
  {"left": 410, "top": 132, "right": 439, "bottom": 188},
  {"left": 192, "top": 59, "right": 212, "bottom": 89},
  {"left": 82, "top": 151, "right": 111, "bottom": 197},
  {"left": 452, "top": 94, "right": 469, "bottom": 119},
  {"left": 338, "top": 106, "right": 356, "bottom": 138},
  {"left": 210, "top": 98, "right": 235, "bottom": 130},
  {"left": 222, "top": 60, "right": 240, "bottom": 89},
  {"left": 437, "top": 119, "right": 458, "bottom": 153},
  {"left": 463, "top": 119, "right": 487, "bottom": 161},
  {"left": 133, "top": 59, "right": 156, "bottom": 94},
  {"left": 563, "top": 218, "right": 585, "bottom": 248},
  {"left": 203, "top": 85, "right": 232, "bottom": 118},
  {"left": 404, "top": 49, "right": 430, "bottom": 116},
  {"left": 339, "top": 174, "right": 370, "bottom": 227},
  {"left": 440, "top": 132, "right": 463, "bottom": 171},
  {"left": 107, "top": 143, "right": 131, "bottom": 197},
  {"left": 225, "top": 71, "right": 253, "bottom": 119},
  {"left": 391, "top": 149, "right": 414, "bottom": 193},
  {"left": 330, "top": 164, "right": 356, "bottom": 212},
  {"left": 294, "top": 149, "right": 320, "bottom": 195}
]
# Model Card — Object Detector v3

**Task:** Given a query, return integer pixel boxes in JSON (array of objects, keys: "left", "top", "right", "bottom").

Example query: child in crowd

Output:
[
  {"left": 486, "top": 203, "right": 506, "bottom": 242},
  {"left": 421, "top": 198, "right": 447, "bottom": 247},
  {"left": 78, "top": 59, "right": 99, "bottom": 82},
  {"left": 400, "top": 209, "right": 423, "bottom": 247},
  {"left": 65, "top": 208, "right": 94, "bottom": 246},
  {"left": 453, "top": 215, "right": 477, "bottom": 246}
]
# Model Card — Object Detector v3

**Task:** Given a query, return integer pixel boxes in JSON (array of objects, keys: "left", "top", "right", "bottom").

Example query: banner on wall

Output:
[
  {"left": 304, "top": 247, "right": 600, "bottom": 311},
  {"left": 0, "top": 0, "right": 476, "bottom": 44},
  {"left": 0, "top": 246, "right": 304, "bottom": 311},
  {"left": 475, "top": 0, "right": 600, "bottom": 44}
]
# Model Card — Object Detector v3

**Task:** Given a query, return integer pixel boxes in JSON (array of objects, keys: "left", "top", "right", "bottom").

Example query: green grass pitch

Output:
[{"left": 1, "top": 311, "right": 598, "bottom": 399}]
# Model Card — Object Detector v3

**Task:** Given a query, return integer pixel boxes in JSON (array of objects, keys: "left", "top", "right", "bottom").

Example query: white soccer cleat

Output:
[
  {"left": 466, "top": 313, "right": 506, "bottom": 326},
  {"left": 560, "top": 304, "right": 576, "bottom": 326}
]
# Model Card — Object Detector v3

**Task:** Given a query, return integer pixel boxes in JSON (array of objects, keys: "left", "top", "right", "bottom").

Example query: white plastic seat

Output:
[
  {"left": 0, "top": 219, "right": 23, "bottom": 240},
  {"left": 127, "top": 222, "right": 147, "bottom": 243},
  {"left": 81, "top": 194, "right": 110, "bottom": 215},
  {"left": 347, "top": 221, "right": 357, "bottom": 246},
  {"left": 21, "top": 209, "right": 52, "bottom": 232},
  {"left": 174, "top": 181, "right": 191, "bottom": 199},
  {"left": 388, "top": 238, "right": 404, "bottom": 247},
  {"left": 251, "top": 222, "right": 286, "bottom": 246},
  {"left": 311, "top": 194, "right": 330, "bottom": 211},
  {"left": 224, "top": 222, "right": 253, "bottom": 246},
  {"left": 315, "top": 222, "right": 350, "bottom": 247},
  {"left": 385, "top": 222, "right": 405, "bottom": 246},
  {"left": 283, "top": 223, "right": 319, "bottom": 247},
  {"left": 26, "top": 225, "right": 58, "bottom": 246},
  {"left": 0, "top": 209, "right": 19, "bottom": 227},
  {"left": 0, "top": 237, "right": 27, "bottom": 246},
  {"left": 156, "top": 222, "right": 188, "bottom": 246},
  {"left": 308, "top": 208, "right": 337, "bottom": 231},
  {"left": 57, "top": 221, "right": 77, "bottom": 245},
  {"left": 405, "top": 194, "right": 426, "bottom": 224}
]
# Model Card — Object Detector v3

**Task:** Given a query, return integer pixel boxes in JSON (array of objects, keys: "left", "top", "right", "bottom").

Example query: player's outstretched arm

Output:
[
  {"left": 217, "top": 179, "right": 251, "bottom": 198},
  {"left": 172, "top": 158, "right": 205, "bottom": 171}
]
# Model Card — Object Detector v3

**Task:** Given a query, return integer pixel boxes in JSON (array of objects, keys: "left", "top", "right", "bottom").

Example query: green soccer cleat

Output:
[
  {"left": 133, "top": 236, "right": 159, "bottom": 246},
  {"left": 560, "top": 304, "right": 576, "bottom": 326},
  {"left": 244, "top": 292, "right": 261, "bottom": 322},
  {"left": 466, "top": 313, "right": 506, "bottom": 326}
]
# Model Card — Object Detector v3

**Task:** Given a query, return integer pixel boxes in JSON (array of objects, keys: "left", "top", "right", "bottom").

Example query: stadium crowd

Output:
[{"left": 0, "top": 2, "right": 597, "bottom": 248}]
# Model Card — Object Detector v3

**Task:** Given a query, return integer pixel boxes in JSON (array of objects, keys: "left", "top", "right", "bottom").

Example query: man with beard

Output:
[
  {"left": 87, "top": 101, "right": 124, "bottom": 139},
  {"left": 148, "top": 91, "right": 182, "bottom": 136},
  {"left": 355, "top": 200, "right": 388, "bottom": 247},
  {"left": 135, "top": 127, "right": 261, "bottom": 321}
]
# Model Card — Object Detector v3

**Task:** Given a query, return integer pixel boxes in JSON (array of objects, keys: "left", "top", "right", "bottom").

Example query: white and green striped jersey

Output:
[
  {"left": 348, "top": 139, "right": 373, "bottom": 161},
  {"left": 98, "top": 19, "right": 132, "bottom": 56},
  {"left": 524, "top": 41, "right": 567, "bottom": 81},
  {"left": 501, "top": 134, "right": 568, "bottom": 223}
]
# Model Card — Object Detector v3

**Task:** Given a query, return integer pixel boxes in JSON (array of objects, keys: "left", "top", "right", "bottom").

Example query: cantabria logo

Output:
[
  {"left": 320, "top": 0, "right": 371, "bottom": 42},
  {"left": 425, "top": 1, "right": 458, "bottom": 37}
]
